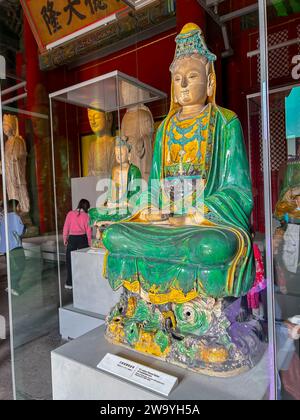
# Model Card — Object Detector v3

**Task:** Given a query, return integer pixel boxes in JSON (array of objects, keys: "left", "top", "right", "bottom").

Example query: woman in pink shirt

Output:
[{"left": 63, "top": 199, "right": 92, "bottom": 289}]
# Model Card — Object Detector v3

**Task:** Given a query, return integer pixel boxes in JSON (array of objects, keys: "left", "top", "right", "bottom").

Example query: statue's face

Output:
[
  {"left": 173, "top": 56, "right": 208, "bottom": 107},
  {"left": 115, "top": 145, "right": 129, "bottom": 165},
  {"left": 295, "top": 195, "right": 300, "bottom": 208},
  {"left": 88, "top": 109, "right": 106, "bottom": 134}
]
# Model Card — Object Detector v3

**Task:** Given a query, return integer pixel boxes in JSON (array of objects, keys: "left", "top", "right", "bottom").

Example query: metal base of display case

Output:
[
  {"left": 59, "top": 306, "right": 105, "bottom": 341},
  {"left": 23, "top": 235, "right": 66, "bottom": 263},
  {"left": 51, "top": 326, "right": 270, "bottom": 400}
]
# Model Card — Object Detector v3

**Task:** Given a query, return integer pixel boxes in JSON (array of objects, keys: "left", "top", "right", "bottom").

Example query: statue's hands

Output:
[
  {"left": 139, "top": 207, "right": 166, "bottom": 222},
  {"left": 187, "top": 207, "right": 205, "bottom": 224}
]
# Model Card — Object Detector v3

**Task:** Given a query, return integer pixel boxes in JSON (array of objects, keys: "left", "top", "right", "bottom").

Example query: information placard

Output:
[
  {"left": 97, "top": 353, "right": 178, "bottom": 397},
  {"left": 20, "top": 0, "right": 128, "bottom": 52}
]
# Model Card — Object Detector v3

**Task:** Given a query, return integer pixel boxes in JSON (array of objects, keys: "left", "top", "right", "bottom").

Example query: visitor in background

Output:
[
  {"left": 63, "top": 199, "right": 92, "bottom": 290},
  {"left": 0, "top": 199, "right": 25, "bottom": 296},
  {"left": 0, "top": 201, "right": 3, "bottom": 222}
]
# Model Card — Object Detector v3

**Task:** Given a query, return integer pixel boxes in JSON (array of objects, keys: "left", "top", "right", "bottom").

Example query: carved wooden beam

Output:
[{"left": 39, "top": 0, "right": 176, "bottom": 71}]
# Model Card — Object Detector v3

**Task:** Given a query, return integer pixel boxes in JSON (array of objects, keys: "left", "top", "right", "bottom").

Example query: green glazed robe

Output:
[{"left": 103, "top": 105, "right": 255, "bottom": 301}]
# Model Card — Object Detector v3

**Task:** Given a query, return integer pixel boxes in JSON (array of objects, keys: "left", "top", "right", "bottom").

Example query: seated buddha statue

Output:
[
  {"left": 89, "top": 136, "right": 142, "bottom": 228},
  {"left": 102, "top": 24, "right": 260, "bottom": 377},
  {"left": 87, "top": 107, "right": 115, "bottom": 178}
]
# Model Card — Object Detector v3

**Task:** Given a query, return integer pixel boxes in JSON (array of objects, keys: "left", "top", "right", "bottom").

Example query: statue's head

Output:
[
  {"left": 170, "top": 23, "right": 217, "bottom": 108},
  {"left": 87, "top": 105, "right": 113, "bottom": 135},
  {"left": 115, "top": 136, "right": 131, "bottom": 165},
  {"left": 122, "top": 108, "right": 153, "bottom": 159},
  {"left": 120, "top": 80, "right": 149, "bottom": 108},
  {"left": 3, "top": 114, "right": 18, "bottom": 137}
]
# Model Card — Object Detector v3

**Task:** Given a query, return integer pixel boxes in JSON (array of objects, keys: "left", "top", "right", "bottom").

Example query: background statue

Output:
[
  {"left": 121, "top": 81, "right": 154, "bottom": 181},
  {"left": 275, "top": 159, "right": 300, "bottom": 224},
  {"left": 89, "top": 136, "right": 142, "bottom": 248},
  {"left": 274, "top": 159, "right": 300, "bottom": 276},
  {"left": 2, "top": 114, "right": 30, "bottom": 214},
  {"left": 87, "top": 107, "right": 115, "bottom": 177}
]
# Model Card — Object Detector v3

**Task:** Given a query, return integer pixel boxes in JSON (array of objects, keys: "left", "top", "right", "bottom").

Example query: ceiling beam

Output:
[
  {"left": 220, "top": 4, "right": 259, "bottom": 23},
  {"left": 197, "top": 0, "right": 221, "bottom": 26}
]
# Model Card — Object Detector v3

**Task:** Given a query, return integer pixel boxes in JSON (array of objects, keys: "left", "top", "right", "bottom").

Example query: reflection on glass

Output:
[
  {"left": 1, "top": 100, "right": 61, "bottom": 399},
  {"left": 272, "top": 86, "right": 300, "bottom": 400}
]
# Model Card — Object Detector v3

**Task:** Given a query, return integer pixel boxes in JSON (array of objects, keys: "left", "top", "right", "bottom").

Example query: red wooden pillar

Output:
[
  {"left": 24, "top": 18, "right": 54, "bottom": 234},
  {"left": 16, "top": 52, "right": 26, "bottom": 134},
  {"left": 24, "top": 18, "right": 42, "bottom": 120}
]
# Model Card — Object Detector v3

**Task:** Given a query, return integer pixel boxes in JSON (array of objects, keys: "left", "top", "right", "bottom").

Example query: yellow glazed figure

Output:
[
  {"left": 275, "top": 159, "right": 300, "bottom": 224},
  {"left": 87, "top": 107, "right": 115, "bottom": 178}
]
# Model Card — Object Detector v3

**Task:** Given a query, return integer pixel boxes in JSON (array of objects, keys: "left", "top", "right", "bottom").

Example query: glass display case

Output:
[
  {"left": 1, "top": 0, "right": 300, "bottom": 401},
  {"left": 49, "top": 70, "right": 168, "bottom": 340},
  {"left": 47, "top": 5, "right": 275, "bottom": 400},
  {"left": 0, "top": 72, "right": 61, "bottom": 400}
]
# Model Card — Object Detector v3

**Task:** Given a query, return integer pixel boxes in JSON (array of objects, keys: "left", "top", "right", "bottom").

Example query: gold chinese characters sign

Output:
[{"left": 21, "top": 0, "right": 128, "bottom": 52}]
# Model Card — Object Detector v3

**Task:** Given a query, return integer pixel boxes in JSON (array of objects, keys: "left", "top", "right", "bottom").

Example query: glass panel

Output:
[
  {"left": 52, "top": 71, "right": 167, "bottom": 111},
  {"left": 0, "top": 62, "right": 13, "bottom": 401},
  {"left": 205, "top": 0, "right": 275, "bottom": 400},
  {"left": 266, "top": 1, "right": 300, "bottom": 401},
  {"left": 1, "top": 0, "right": 285, "bottom": 401},
  {"left": 1, "top": 77, "right": 61, "bottom": 400},
  {"left": 50, "top": 72, "right": 168, "bottom": 323},
  {"left": 1, "top": 0, "right": 173, "bottom": 401},
  {"left": 48, "top": 0, "right": 276, "bottom": 401}
]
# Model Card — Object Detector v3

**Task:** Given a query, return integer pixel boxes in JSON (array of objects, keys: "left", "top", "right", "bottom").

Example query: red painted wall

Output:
[{"left": 23, "top": 19, "right": 79, "bottom": 232}]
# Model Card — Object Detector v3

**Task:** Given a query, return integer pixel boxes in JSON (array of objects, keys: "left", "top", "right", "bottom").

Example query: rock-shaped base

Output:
[{"left": 105, "top": 290, "right": 266, "bottom": 378}]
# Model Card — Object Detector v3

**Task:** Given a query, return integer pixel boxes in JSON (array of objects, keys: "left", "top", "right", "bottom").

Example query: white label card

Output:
[{"left": 97, "top": 353, "right": 178, "bottom": 397}]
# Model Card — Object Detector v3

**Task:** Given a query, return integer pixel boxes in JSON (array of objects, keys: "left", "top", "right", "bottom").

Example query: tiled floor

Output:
[
  {"left": 0, "top": 255, "right": 13, "bottom": 400},
  {"left": 0, "top": 252, "right": 67, "bottom": 400}
]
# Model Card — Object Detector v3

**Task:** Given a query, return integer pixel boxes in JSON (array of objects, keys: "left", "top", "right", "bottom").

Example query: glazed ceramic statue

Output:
[
  {"left": 274, "top": 159, "right": 300, "bottom": 275},
  {"left": 102, "top": 24, "right": 261, "bottom": 377},
  {"left": 89, "top": 136, "right": 142, "bottom": 228},
  {"left": 87, "top": 107, "right": 115, "bottom": 177},
  {"left": 2, "top": 114, "right": 30, "bottom": 213},
  {"left": 121, "top": 82, "right": 154, "bottom": 181},
  {"left": 275, "top": 159, "right": 300, "bottom": 224}
]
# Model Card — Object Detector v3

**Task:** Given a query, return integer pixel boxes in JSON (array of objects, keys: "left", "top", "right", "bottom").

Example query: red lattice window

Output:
[
  {"left": 258, "top": 96, "right": 288, "bottom": 172},
  {"left": 257, "top": 29, "right": 290, "bottom": 83}
]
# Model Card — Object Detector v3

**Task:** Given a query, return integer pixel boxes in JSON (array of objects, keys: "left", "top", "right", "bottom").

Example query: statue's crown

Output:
[
  {"left": 174, "top": 23, "right": 216, "bottom": 63},
  {"left": 3, "top": 114, "right": 17, "bottom": 125}
]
